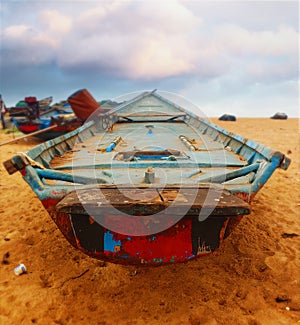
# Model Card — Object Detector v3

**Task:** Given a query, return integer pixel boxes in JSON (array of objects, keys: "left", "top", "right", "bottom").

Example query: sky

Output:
[{"left": 0, "top": 0, "right": 299, "bottom": 117}]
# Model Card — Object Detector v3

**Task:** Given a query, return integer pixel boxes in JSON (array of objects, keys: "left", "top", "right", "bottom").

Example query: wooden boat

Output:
[
  {"left": 3, "top": 90, "right": 290, "bottom": 265},
  {"left": 12, "top": 104, "right": 82, "bottom": 141},
  {"left": 9, "top": 96, "right": 53, "bottom": 117}
]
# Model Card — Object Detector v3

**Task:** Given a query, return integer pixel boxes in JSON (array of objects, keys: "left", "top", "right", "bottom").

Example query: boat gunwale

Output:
[
  {"left": 22, "top": 111, "right": 286, "bottom": 169},
  {"left": 3, "top": 91, "right": 290, "bottom": 196}
]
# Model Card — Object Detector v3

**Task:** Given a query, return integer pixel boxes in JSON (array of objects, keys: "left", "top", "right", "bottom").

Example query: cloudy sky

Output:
[{"left": 0, "top": 0, "right": 298, "bottom": 117}]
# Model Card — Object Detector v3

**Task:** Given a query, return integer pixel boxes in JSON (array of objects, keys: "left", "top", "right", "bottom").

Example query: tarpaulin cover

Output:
[
  {"left": 16, "top": 101, "right": 27, "bottom": 108},
  {"left": 67, "top": 89, "right": 100, "bottom": 121},
  {"left": 25, "top": 97, "right": 37, "bottom": 104}
]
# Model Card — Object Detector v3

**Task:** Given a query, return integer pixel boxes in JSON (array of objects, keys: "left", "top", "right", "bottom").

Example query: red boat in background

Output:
[
  {"left": 11, "top": 96, "right": 81, "bottom": 141},
  {"left": 10, "top": 90, "right": 116, "bottom": 141},
  {"left": 8, "top": 96, "right": 53, "bottom": 117}
]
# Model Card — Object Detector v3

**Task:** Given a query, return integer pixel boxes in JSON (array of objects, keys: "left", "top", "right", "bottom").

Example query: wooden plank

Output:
[
  {"left": 56, "top": 185, "right": 250, "bottom": 217},
  {"left": 158, "top": 186, "right": 250, "bottom": 211},
  {"left": 192, "top": 151, "right": 247, "bottom": 166}
]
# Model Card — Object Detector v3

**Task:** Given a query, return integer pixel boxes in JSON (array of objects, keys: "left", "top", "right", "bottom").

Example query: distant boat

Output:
[
  {"left": 219, "top": 114, "right": 236, "bottom": 121},
  {"left": 12, "top": 114, "right": 82, "bottom": 141},
  {"left": 3, "top": 90, "right": 291, "bottom": 265},
  {"left": 11, "top": 90, "right": 116, "bottom": 141},
  {"left": 271, "top": 112, "right": 288, "bottom": 120},
  {"left": 12, "top": 101, "right": 82, "bottom": 141},
  {"left": 8, "top": 96, "right": 53, "bottom": 117}
]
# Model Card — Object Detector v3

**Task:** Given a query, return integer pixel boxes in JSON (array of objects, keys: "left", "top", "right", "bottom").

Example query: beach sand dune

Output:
[{"left": 0, "top": 118, "right": 299, "bottom": 324}]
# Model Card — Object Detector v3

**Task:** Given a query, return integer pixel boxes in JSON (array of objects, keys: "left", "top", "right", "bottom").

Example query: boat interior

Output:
[{"left": 5, "top": 91, "right": 289, "bottom": 204}]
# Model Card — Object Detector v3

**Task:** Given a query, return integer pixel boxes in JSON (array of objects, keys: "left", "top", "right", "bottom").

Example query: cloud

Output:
[
  {"left": 215, "top": 24, "right": 298, "bottom": 57},
  {"left": 1, "top": 1, "right": 298, "bottom": 82},
  {"left": 2, "top": 23, "right": 57, "bottom": 66},
  {"left": 55, "top": 0, "right": 201, "bottom": 79},
  {"left": 184, "top": 1, "right": 299, "bottom": 31},
  {"left": 78, "top": 1, "right": 126, "bottom": 28},
  {"left": 0, "top": 0, "right": 298, "bottom": 116},
  {"left": 2, "top": 24, "right": 30, "bottom": 39},
  {"left": 39, "top": 10, "right": 72, "bottom": 34},
  {"left": 126, "top": 39, "right": 193, "bottom": 79}
]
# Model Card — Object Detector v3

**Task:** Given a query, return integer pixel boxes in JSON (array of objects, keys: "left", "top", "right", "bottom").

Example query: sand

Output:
[{"left": 0, "top": 118, "right": 299, "bottom": 325}]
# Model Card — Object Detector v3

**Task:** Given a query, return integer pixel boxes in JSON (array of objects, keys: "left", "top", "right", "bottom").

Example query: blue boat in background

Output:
[
  {"left": 3, "top": 90, "right": 291, "bottom": 265},
  {"left": 12, "top": 100, "right": 81, "bottom": 141}
]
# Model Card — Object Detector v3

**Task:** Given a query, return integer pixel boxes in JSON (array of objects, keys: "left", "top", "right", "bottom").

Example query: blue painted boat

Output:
[
  {"left": 12, "top": 103, "right": 81, "bottom": 141},
  {"left": 3, "top": 90, "right": 291, "bottom": 265}
]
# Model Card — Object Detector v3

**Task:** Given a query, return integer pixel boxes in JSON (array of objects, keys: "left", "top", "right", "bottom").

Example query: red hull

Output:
[{"left": 41, "top": 185, "right": 249, "bottom": 265}]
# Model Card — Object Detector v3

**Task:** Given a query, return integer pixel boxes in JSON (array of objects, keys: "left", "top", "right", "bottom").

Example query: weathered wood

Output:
[{"left": 56, "top": 185, "right": 250, "bottom": 216}]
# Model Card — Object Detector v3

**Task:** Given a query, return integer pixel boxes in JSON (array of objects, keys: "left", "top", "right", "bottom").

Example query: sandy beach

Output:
[{"left": 0, "top": 118, "right": 299, "bottom": 324}]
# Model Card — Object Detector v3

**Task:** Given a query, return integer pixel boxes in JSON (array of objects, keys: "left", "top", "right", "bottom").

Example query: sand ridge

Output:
[{"left": 0, "top": 118, "right": 299, "bottom": 324}]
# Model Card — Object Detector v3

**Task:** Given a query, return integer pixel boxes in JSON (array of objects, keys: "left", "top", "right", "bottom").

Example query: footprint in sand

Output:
[{"left": 265, "top": 250, "right": 298, "bottom": 281}]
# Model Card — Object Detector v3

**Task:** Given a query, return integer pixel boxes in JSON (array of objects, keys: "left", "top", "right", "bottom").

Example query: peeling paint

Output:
[{"left": 104, "top": 231, "right": 122, "bottom": 253}]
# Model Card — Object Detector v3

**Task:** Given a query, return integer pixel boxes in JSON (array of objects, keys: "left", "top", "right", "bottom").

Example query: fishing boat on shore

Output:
[
  {"left": 11, "top": 100, "right": 82, "bottom": 141},
  {"left": 3, "top": 90, "right": 291, "bottom": 265},
  {"left": 12, "top": 112, "right": 81, "bottom": 141},
  {"left": 8, "top": 96, "right": 53, "bottom": 117}
]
